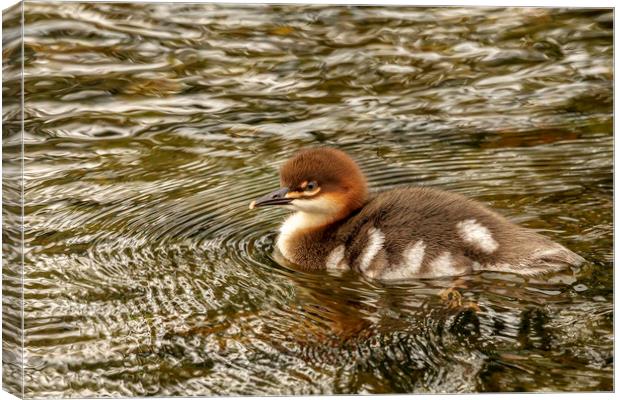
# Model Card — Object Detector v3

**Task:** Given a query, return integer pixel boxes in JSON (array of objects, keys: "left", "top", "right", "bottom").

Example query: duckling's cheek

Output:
[
  {"left": 290, "top": 198, "right": 336, "bottom": 214},
  {"left": 289, "top": 199, "right": 312, "bottom": 213},
  {"left": 288, "top": 199, "right": 302, "bottom": 210}
]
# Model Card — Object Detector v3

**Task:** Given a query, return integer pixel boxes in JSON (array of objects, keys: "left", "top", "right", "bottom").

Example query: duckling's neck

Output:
[{"left": 276, "top": 211, "right": 339, "bottom": 264}]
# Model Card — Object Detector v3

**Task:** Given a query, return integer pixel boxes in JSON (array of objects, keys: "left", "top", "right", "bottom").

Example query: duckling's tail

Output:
[
  {"left": 475, "top": 230, "right": 585, "bottom": 276},
  {"left": 526, "top": 245, "right": 585, "bottom": 275}
]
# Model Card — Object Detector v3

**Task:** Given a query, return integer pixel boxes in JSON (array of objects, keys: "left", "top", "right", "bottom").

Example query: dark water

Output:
[{"left": 2, "top": 3, "right": 613, "bottom": 397}]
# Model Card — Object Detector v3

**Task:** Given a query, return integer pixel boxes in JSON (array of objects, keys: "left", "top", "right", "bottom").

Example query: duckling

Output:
[{"left": 249, "top": 147, "right": 584, "bottom": 280}]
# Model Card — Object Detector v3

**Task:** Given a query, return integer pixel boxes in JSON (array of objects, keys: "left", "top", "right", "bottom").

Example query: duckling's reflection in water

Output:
[
  {"left": 268, "top": 246, "right": 578, "bottom": 351},
  {"left": 166, "top": 252, "right": 582, "bottom": 392},
  {"left": 270, "top": 251, "right": 382, "bottom": 343},
  {"left": 271, "top": 248, "right": 475, "bottom": 345}
]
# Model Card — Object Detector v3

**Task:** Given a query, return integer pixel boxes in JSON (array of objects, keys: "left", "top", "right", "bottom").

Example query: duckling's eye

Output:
[{"left": 305, "top": 181, "right": 318, "bottom": 191}]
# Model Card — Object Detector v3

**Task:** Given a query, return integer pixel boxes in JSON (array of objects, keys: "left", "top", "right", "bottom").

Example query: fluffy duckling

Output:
[{"left": 249, "top": 147, "right": 584, "bottom": 280}]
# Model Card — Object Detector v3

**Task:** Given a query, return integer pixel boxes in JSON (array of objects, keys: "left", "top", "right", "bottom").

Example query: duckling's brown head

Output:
[{"left": 249, "top": 147, "right": 368, "bottom": 220}]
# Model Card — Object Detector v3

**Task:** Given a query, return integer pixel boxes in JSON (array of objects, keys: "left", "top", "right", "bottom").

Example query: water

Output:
[{"left": 2, "top": 3, "right": 613, "bottom": 396}]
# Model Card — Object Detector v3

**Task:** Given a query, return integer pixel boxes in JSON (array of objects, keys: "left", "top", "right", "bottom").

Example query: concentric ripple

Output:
[{"left": 1, "top": 3, "right": 612, "bottom": 396}]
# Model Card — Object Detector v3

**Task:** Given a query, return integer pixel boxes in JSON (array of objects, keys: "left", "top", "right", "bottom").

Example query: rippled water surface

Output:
[{"left": 2, "top": 3, "right": 613, "bottom": 396}]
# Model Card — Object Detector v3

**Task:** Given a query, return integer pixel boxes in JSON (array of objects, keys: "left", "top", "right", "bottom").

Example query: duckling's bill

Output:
[{"left": 249, "top": 187, "right": 292, "bottom": 209}]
